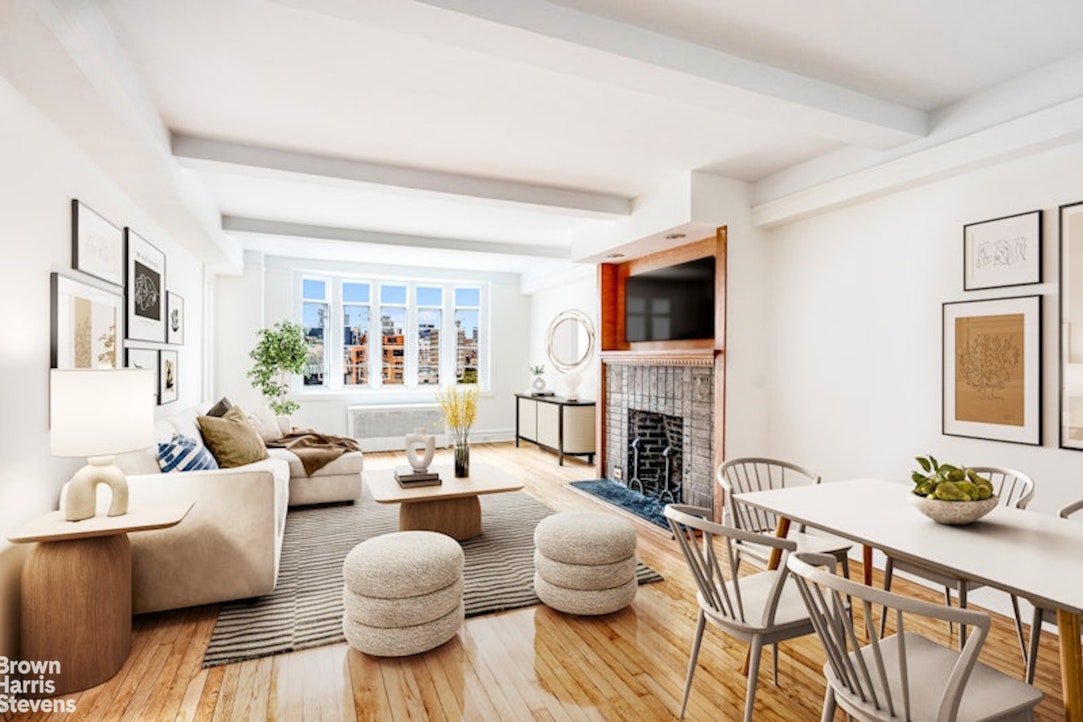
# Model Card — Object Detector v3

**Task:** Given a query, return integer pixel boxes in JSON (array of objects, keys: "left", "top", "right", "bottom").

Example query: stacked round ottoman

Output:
[
  {"left": 533, "top": 511, "right": 638, "bottom": 615},
  {"left": 342, "top": 530, "right": 464, "bottom": 657}
]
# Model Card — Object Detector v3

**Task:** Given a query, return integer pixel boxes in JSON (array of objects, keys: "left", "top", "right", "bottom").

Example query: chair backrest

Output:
[
  {"left": 664, "top": 503, "right": 796, "bottom": 632},
  {"left": 787, "top": 551, "right": 991, "bottom": 722},
  {"left": 1060, "top": 498, "right": 1083, "bottom": 519},
  {"left": 717, "top": 457, "right": 820, "bottom": 534},
  {"left": 967, "top": 466, "right": 1036, "bottom": 509}
]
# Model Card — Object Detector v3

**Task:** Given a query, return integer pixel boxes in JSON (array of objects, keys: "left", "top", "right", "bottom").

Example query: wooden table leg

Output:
[
  {"left": 1058, "top": 609, "right": 1083, "bottom": 721},
  {"left": 863, "top": 545, "right": 873, "bottom": 586},
  {"left": 742, "top": 517, "right": 792, "bottom": 675},
  {"left": 399, "top": 496, "right": 482, "bottom": 540}
]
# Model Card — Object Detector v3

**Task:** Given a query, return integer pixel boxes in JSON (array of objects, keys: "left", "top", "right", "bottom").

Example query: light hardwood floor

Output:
[{"left": 12, "top": 442, "right": 1069, "bottom": 720}]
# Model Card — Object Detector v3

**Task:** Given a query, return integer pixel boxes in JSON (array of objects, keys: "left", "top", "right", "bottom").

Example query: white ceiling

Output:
[{"left": 10, "top": 0, "right": 1083, "bottom": 274}]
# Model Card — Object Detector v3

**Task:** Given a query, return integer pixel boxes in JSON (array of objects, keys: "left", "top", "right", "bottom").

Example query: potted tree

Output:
[{"left": 247, "top": 320, "right": 307, "bottom": 416}]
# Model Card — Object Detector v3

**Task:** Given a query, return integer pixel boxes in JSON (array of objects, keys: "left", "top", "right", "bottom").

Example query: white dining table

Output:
[{"left": 734, "top": 478, "right": 1083, "bottom": 721}]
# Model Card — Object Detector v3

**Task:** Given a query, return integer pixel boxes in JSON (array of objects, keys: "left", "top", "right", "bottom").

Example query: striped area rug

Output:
[{"left": 202, "top": 487, "right": 664, "bottom": 667}]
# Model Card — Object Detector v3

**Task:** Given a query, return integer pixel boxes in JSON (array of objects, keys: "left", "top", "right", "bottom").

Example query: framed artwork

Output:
[
  {"left": 125, "top": 228, "right": 166, "bottom": 342},
  {"left": 1059, "top": 201, "right": 1083, "bottom": 448},
  {"left": 125, "top": 348, "right": 160, "bottom": 404},
  {"left": 159, "top": 349, "right": 178, "bottom": 405},
  {"left": 943, "top": 295, "right": 1041, "bottom": 445},
  {"left": 963, "top": 210, "right": 1042, "bottom": 290},
  {"left": 50, "top": 272, "right": 123, "bottom": 369},
  {"left": 71, "top": 199, "right": 123, "bottom": 287},
  {"left": 167, "top": 291, "right": 185, "bottom": 345}
]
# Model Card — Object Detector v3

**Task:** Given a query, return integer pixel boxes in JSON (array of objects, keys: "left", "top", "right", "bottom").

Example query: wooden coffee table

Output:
[{"left": 366, "top": 462, "right": 524, "bottom": 540}]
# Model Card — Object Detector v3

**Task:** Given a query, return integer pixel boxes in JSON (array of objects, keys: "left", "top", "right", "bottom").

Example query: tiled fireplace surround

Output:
[{"left": 602, "top": 358, "right": 715, "bottom": 510}]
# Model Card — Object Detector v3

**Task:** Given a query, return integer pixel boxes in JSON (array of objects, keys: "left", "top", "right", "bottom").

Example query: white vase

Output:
[
  {"left": 404, "top": 427, "right": 435, "bottom": 472},
  {"left": 532, "top": 376, "right": 546, "bottom": 393}
]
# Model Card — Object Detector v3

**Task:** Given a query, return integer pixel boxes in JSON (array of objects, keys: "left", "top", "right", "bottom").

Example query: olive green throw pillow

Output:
[{"left": 197, "top": 406, "right": 269, "bottom": 468}]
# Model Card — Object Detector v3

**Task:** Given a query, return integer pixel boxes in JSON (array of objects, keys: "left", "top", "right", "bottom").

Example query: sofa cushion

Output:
[
  {"left": 266, "top": 447, "right": 364, "bottom": 479},
  {"left": 197, "top": 406, "right": 269, "bottom": 468},
  {"left": 206, "top": 396, "right": 233, "bottom": 418},
  {"left": 157, "top": 434, "right": 219, "bottom": 473},
  {"left": 247, "top": 406, "right": 284, "bottom": 443}
]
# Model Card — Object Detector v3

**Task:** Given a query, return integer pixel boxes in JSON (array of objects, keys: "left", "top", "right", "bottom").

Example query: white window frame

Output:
[{"left": 295, "top": 273, "right": 488, "bottom": 396}]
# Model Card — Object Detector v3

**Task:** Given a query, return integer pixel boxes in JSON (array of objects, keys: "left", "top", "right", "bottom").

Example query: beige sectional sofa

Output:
[{"left": 99, "top": 402, "right": 364, "bottom": 614}]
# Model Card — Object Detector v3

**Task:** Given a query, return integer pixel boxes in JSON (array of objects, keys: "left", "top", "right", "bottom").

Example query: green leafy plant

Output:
[
  {"left": 247, "top": 320, "right": 307, "bottom": 416},
  {"left": 911, "top": 455, "right": 994, "bottom": 501},
  {"left": 530, "top": 364, "right": 545, "bottom": 376}
]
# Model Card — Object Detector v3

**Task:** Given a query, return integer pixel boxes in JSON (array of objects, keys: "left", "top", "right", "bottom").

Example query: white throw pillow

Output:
[{"left": 248, "top": 406, "right": 284, "bottom": 442}]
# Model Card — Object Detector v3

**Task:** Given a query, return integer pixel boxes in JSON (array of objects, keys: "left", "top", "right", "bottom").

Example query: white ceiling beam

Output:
[
  {"left": 277, "top": 0, "right": 928, "bottom": 149},
  {"left": 174, "top": 134, "right": 632, "bottom": 219},
  {"left": 751, "top": 94, "right": 1083, "bottom": 228},
  {"left": 224, "top": 216, "right": 572, "bottom": 259}
]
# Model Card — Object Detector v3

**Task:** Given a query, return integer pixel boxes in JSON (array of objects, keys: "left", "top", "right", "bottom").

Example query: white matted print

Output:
[
  {"left": 51, "top": 272, "right": 123, "bottom": 369},
  {"left": 126, "top": 348, "right": 160, "bottom": 404},
  {"left": 159, "top": 349, "right": 178, "bottom": 405},
  {"left": 72, "top": 199, "right": 123, "bottom": 287},
  {"left": 942, "top": 295, "right": 1041, "bottom": 445},
  {"left": 963, "top": 210, "right": 1042, "bottom": 290},
  {"left": 167, "top": 291, "right": 184, "bottom": 345},
  {"left": 125, "top": 228, "right": 166, "bottom": 342}
]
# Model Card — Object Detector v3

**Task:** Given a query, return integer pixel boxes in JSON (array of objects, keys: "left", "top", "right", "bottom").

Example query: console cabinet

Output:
[{"left": 514, "top": 394, "right": 596, "bottom": 465}]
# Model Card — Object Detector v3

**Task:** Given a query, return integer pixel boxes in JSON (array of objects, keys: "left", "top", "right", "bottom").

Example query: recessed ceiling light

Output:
[
  {"left": 665, "top": 233, "right": 686, "bottom": 240},
  {"left": 606, "top": 252, "right": 625, "bottom": 259}
]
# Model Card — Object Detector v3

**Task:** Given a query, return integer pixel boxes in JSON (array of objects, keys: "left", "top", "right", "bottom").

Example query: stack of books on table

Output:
[{"left": 394, "top": 466, "right": 442, "bottom": 488}]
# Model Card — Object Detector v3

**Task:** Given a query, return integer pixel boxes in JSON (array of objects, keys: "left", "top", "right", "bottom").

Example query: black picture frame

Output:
[
  {"left": 125, "top": 228, "right": 166, "bottom": 342},
  {"left": 167, "top": 291, "right": 185, "bottom": 345},
  {"left": 72, "top": 199, "right": 124, "bottom": 287},
  {"left": 963, "top": 210, "right": 1042, "bottom": 290}
]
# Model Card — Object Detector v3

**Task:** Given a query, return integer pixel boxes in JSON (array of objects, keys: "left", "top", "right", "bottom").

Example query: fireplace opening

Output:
[{"left": 626, "top": 409, "right": 683, "bottom": 503}]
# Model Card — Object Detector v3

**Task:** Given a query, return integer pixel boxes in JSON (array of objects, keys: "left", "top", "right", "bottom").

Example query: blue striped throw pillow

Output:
[{"left": 157, "top": 433, "right": 219, "bottom": 473}]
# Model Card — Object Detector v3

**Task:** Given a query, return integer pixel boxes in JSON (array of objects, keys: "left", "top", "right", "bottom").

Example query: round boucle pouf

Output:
[
  {"left": 533, "top": 511, "right": 638, "bottom": 615},
  {"left": 342, "top": 530, "right": 465, "bottom": 657}
]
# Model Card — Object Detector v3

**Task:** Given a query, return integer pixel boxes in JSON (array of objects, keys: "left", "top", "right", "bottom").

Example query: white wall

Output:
[
  {"left": 0, "top": 77, "right": 207, "bottom": 657},
  {"left": 528, "top": 264, "right": 600, "bottom": 400},
  {"left": 212, "top": 256, "right": 531, "bottom": 442},
  {"left": 763, "top": 141, "right": 1083, "bottom": 516}
]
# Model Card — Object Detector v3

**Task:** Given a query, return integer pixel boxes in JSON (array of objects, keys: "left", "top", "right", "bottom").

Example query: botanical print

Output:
[
  {"left": 954, "top": 313, "right": 1024, "bottom": 426},
  {"left": 52, "top": 273, "right": 122, "bottom": 369},
  {"left": 133, "top": 261, "right": 161, "bottom": 321},
  {"left": 159, "top": 349, "right": 178, "bottom": 404},
  {"left": 125, "top": 229, "right": 166, "bottom": 342}
]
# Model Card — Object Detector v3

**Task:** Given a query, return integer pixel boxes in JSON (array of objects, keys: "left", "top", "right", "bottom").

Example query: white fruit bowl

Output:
[{"left": 912, "top": 494, "right": 999, "bottom": 525}]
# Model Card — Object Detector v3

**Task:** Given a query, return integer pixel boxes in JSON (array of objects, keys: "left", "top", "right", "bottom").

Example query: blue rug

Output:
[{"left": 569, "top": 479, "right": 669, "bottom": 529}]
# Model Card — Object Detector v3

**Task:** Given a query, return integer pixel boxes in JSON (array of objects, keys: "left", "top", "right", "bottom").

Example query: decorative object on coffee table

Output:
[
  {"left": 404, "top": 427, "right": 435, "bottom": 472},
  {"left": 435, "top": 384, "right": 478, "bottom": 478},
  {"left": 50, "top": 368, "right": 155, "bottom": 521}
]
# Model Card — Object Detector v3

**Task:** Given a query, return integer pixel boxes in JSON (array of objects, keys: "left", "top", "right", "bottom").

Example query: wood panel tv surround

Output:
[{"left": 597, "top": 228, "right": 727, "bottom": 520}]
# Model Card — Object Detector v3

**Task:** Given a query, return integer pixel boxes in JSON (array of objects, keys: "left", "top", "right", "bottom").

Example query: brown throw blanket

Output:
[{"left": 266, "top": 430, "right": 360, "bottom": 477}]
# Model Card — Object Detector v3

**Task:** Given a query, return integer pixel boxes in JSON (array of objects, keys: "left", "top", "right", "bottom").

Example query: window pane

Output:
[
  {"left": 302, "top": 301, "right": 327, "bottom": 386},
  {"left": 343, "top": 305, "right": 369, "bottom": 386},
  {"left": 455, "top": 287, "right": 480, "bottom": 307},
  {"left": 380, "top": 284, "right": 406, "bottom": 305},
  {"left": 417, "top": 308, "right": 441, "bottom": 385},
  {"left": 454, "top": 309, "right": 478, "bottom": 384},
  {"left": 381, "top": 306, "right": 406, "bottom": 385},
  {"left": 303, "top": 278, "right": 326, "bottom": 300},
  {"left": 417, "top": 286, "right": 442, "bottom": 306},
  {"left": 343, "top": 282, "right": 370, "bottom": 303}
]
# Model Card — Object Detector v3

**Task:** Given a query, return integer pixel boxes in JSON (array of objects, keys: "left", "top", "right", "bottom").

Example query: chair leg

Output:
[
  {"left": 1025, "top": 605, "right": 1043, "bottom": 685},
  {"left": 1009, "top": 594, "right": 1028, "bottom": 670},
  {"left": 957, "top": 583, "right": 968, "bottom": 647},
  {"left": 820, "top": 686, "right": 836, "bottom": 722},
  {"left": 771, "top": 641, "right": 778, "bottom": 685},
  {"left": 879, "top": 557, "right": 894, "bottom": 638},
  {"left": 744, "top": 636, "right": 765, "bottom": 722},
  {"left": 679, "top": 611, "right": 707, "bottom": 719}
]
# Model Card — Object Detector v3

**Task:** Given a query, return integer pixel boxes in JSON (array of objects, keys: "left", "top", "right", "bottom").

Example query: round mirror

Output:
[{"left": 546, "top": 309, "right": 596, "bottom": 373}]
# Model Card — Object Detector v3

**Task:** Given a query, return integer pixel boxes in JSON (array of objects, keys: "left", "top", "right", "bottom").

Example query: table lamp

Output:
[{"left": 50, "top": 368, "right": 155, "bottom": 521}]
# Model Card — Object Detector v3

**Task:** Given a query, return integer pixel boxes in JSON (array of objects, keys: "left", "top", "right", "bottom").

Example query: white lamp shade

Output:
[{"left": 50, "top": 368, "right": 156, "bottom": 457}]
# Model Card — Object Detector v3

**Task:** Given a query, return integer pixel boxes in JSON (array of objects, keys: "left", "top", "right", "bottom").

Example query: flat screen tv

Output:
[{"left": 625, "top": 256, "right": 715, "bottom": 342}]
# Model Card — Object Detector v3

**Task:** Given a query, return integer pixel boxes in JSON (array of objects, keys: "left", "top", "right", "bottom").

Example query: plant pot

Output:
[
  {"left": 532, "top": 376, "right": 546, "bottom": 393},
  {"left": 912, "top": 494, "right": 998, "bottom": 525}
]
